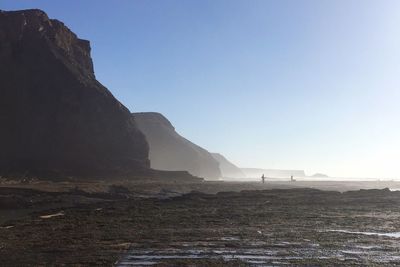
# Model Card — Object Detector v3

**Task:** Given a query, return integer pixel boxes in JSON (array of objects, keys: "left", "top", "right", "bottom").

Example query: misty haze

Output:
[{"left": 1, "top": 1, "right": 400, "bottom": 266}]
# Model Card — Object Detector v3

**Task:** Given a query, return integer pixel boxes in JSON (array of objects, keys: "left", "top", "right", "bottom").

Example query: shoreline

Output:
[{"left": 2, "top": 180, "right": 400, "bottom": 266}]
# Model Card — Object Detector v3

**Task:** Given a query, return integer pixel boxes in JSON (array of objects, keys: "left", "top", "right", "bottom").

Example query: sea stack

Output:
[{"left": 0, "top": 9, "right": 150, "bottom": 178}]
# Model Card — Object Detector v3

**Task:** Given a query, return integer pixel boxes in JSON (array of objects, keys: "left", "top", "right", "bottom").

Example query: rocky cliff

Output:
[
  {"left": 0, "top": 9, "right": 151, "bottom": 178},
  {"left": 211, "top": 153, "right": 246, "bottom": 179},
  {"left": 133, "top": 112, "right": 221, "bottom": 180}
]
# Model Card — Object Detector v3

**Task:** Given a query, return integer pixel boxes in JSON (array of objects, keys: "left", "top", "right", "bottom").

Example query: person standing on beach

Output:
[{"left": 261, "top": 174, "right": 265, "bottom": 184}]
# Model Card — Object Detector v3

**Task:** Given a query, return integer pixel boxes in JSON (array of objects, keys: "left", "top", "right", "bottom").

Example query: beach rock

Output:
[
  {"left": 133, "top": 112, "right": 221, "bottom": 180},
  {"left": 0, "top": 9, "right": 150, "bottom": 178}
]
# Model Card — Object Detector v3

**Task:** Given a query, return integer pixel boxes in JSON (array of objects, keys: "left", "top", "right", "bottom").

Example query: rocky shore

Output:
[{"left": 1, "top": 181, "right": 400, "bottom": 266}]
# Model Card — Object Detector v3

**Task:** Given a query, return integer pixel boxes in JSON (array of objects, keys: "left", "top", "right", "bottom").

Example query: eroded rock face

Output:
[
  {"left": 133, "top": 112, "right": 221, "bottom": 180},
  {"left": 0, "top": 9, "right": 150, "bottom": 178},
  {"left": 211, "top": 153, "right": 246, "bottom": 179}
]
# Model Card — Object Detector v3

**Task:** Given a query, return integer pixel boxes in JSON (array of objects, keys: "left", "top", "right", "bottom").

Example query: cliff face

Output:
[
  {"left": 211, "top": 153, "right": 246, "bottom": 179},
  {"left": 0, "top": 9, "right": 150, "bottom": 178},
  {"left": 133, "top": 112, "right": 221, "bottom": 180}
]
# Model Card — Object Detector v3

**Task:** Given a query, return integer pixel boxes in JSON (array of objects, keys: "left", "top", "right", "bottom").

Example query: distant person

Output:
[
  {"left": 291, "top": 175, "right": 296, "bottom": 182},
  {"left": 261, "top": 174, "right": 265, "bottom": 184}
]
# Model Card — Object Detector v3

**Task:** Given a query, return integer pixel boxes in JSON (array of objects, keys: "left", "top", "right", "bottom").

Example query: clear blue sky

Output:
[{"left": 2, "top": 0, "right": 400, "bottom": 178}]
